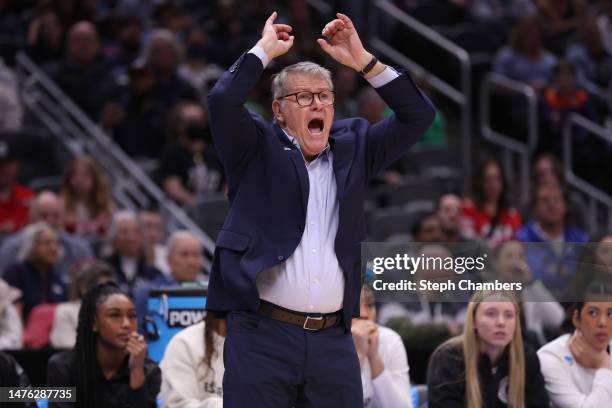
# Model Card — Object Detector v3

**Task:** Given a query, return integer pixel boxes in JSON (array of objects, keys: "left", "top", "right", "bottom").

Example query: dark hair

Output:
[
  {"left": 531, "top": 153, "right": 566, "bottom": 187},
  {"left": 74, "top": 282, "right": 130, "bottom": 408},
  {"left": 573, "top": 281, "right": 612, "bottom": 315},
  {"left": 552, "top": 59, "right": 576, "bottom": 78},
  {"left": 411, "top": 211, "right": 439, "bottom": 238},
  {"left": 202, "top": 313, "right": 222, "bottom": 385},
  {"left": 69, "top": 261, "right": 116, "bottom": 300},
  {"left": 468, "top": 156, "right": 510, "bottom": 211}
]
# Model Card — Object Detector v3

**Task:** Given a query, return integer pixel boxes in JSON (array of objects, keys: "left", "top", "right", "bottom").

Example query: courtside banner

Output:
[{"left": 361, "top": 242, "right": 612, "bottom": 302}]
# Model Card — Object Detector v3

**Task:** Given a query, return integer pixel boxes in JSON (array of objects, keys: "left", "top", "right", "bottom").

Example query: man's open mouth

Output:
[{"left": 308, "top": 118, "right": 324, "bottom": 135}]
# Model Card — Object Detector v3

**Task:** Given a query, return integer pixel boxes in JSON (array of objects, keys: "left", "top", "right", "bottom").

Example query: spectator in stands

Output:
[
  {"left": 103, "top": 15, "right": 143, "bottom": 71},
  {"left": 438, "top": 194, "right": 476, "bottom": 243},
  {"left": 179, "top": 44, "right": 224, "bottom": 104},
  {"left": 138, "top": 209, "right": 169, "bottom": 276},
  {"left": 411, "top": 212, "right": 445, "bottom": 243},
  {"left": 0, "top": 58, "right": 23, "bottom": 131},
  {"left": 158, "top": 102, "right": 224, "bottom": 206},
  {"left": 566, "top": 14, "right": 612, "bottom": 107},
  {"left": 427, "top": 290, "right": 550, "bottom": 408},
  {"left": 567, "top": 235, "right": 612, "bottom": 299},
  {"left": 134, "top": 230, "right": 204, "bottom": 326},
  {"left": 102, "top": 60, "right": 168, "bottom": 158},
  {"left": 493, "top": 240, "right": 565, "bottom": 346},
  {"left": 26, "top": 11, "right": 65, "bottom": 64},
  {"left": 50, "top": 262, "right": 116, "bottom": 349},
  {"left": 532, "top": 153, "right": 566, "bottom": 187},
  {"left": 0, "top": 278, "right": 22, "bottom": 349},
  {"left": 2, "top": 222, "right": 67, "bottom": 321},
  {"left": 0, "top": 191, "right": 93, "bottom": 283},
  {"left": 0, "top": 351, "right": 35, "bottom": 408},
  {"left": 493, "top": 15, "right": 557, "bottom": 93},
  {"left": 538, "top": 281, "right": 612, "bottom": 407},
  {"left": 61, "top": 155, "right": 114, "bottom": 240},
  {"left": 160, "top": 313, "right": 226, "bottom": 407},
  {"left": 102, "top": 211, "right": 164, "bottom": 296},
  {"left": 540, "top": 60, "right": 595, "bottom": 153},
  {"left": 47, "top": 282, "right": 161, "bottom": 408},
  {"left": 351, "top": 286, "right": 413, "bottom": 408},
  {"left": 461, "top": 157, "right": 522, "bottom": 249},
  {"left": 45, "top": 21, "right": 119, "bottom": 120},
  {"left": 517, "top": 183, "right": 589, "bottom": 295},
  {"left": 536, "top": 0, "right": 589, "bottom": 55},
  {"left": 0, "top": 141, "right": 34, "bottom": 235},
  {"left": 144, "top": 28, "right": 198, "bottom": 108},
  {"left": 378, "top": 245, "right": 467, "bottom": 348},
  {"left": 598, "top": 0, "right": 612, "bottom": 55}
]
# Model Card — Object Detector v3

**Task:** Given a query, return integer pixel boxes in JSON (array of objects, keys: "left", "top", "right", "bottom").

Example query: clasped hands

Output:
[{"left": 255, "top": 11, "right": 375, "bottom": 75}]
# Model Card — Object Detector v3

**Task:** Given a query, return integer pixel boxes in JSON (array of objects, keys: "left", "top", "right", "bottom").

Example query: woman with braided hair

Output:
[{"left": 47, "top": 282, "right": 161, "bottom": 407}]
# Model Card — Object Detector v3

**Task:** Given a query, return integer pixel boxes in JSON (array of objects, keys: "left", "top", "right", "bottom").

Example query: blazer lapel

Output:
[
  {"left": 274, "top": 124, "right": 310, "bottom": 211},
  {"left": 329, "top": 133, "right": 354, "bottom": 198}
]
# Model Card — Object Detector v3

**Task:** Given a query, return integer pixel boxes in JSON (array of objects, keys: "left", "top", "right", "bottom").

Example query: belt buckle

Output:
[{"left": 303, "top": 316, "right": 324, "bottom": 331}]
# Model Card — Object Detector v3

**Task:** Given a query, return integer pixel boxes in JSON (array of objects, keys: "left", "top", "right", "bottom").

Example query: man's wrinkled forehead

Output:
[{"left": 285, "top": 72, "right": 333, "bottom": 92}]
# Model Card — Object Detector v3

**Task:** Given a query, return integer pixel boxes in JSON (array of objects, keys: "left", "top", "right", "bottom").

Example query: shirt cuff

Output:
[
  {"left": 367, "top": 66, "right": 400, "bottom": 88},
  {"left": 248, "top": 46, "right": 269, "bottom": 68}
]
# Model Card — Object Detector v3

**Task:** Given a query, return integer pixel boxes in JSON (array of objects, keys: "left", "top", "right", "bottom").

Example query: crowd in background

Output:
[{"left": 0, "top": 0, "right": 611, "bottom": 407}]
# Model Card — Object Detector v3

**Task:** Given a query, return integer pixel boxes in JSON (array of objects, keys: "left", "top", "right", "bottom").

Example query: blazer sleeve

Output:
[
  {"left": 364, "top": 71, "right": 436, "bottom": 182},
  {"left": 207, "top": 52, "right": 265, "bottom": 182}
]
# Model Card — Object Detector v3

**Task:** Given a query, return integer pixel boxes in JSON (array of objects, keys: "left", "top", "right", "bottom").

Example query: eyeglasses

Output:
[{"left": 279, "top": 90, "right": 335, "bottom": 107}]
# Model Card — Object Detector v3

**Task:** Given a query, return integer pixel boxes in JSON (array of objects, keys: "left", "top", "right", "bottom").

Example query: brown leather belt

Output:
[{"left": 257, "top": 299, "right": 342, "bottom": 331}]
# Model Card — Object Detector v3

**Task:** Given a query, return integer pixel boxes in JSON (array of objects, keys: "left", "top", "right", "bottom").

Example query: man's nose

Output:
[{"left": 310, "top": 97, "right": 324, "bottom": 110}]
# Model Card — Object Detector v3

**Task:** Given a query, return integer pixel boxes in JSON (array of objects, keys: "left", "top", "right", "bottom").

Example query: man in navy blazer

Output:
[{"left": 207, "top": 11, "right": 435, "bottom": 407}]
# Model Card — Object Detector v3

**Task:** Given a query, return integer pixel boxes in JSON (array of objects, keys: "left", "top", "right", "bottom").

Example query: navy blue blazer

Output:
[{"left": 206, "top": 52, "right": 435, "bottom": 328}]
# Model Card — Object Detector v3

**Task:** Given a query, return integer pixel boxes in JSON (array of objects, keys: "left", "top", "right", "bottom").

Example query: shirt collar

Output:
[{"left": 281, "top": 128, "right": 330, "bottom": 163}]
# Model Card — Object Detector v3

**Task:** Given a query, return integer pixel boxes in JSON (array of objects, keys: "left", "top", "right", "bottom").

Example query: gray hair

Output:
[
  {"left": 166, "top": 230, "right": 201, "bottom": 254},
  {"left": 142, "top": 28, "right": 184, "bottom": 65},
  {"left": 271, "top": 61, "right": 333, "bottom": 100},
  {"left": 101, "top": 210, "right": 141, "bottom": 257},
  {"left": 17, "top": 222, "right": 57, "bottom": 262}
]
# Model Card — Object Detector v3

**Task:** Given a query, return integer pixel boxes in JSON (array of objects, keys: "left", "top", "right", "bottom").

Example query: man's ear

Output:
[{"left": 272, "top": 100, "right": 284, "bottom": 125}]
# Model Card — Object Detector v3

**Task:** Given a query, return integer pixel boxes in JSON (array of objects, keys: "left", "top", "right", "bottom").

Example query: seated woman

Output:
[
  {"left": 427, "top": 290, "right": 549, "bottom": 408},
  {"left": 352, "top": 286, "right": 413, "bottom": 408},
  {"left": 160, "top": 313, "right": 226, "bottom": 407},
  {"left": 537, "top": 281, "right": 612, "bottom": 407},
  {"left": 2, "top": 222, "right": 67, "bottom": 321},
  {"left": 47, "top": 282, "right": 161, "bottom": 407},
  {"left": 60, "top": 155, "right": 114, "bottom": 240},
  {"left": 50, "top": 261, "right": 117, "bottom": 349},
  {"left": 0, "top": 279, "right": 22, "bottom": 349},
  {"left": 494, "top": 240, "right": 565, "bottom": 346}
]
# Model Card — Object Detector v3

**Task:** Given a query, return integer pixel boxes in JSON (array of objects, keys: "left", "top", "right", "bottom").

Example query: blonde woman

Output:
[
  {"left": 427, "top": 290, "right": 549, "bottom": 408},
  {"left": 60, "top": 155, "right": 114, "bottom": 239}
]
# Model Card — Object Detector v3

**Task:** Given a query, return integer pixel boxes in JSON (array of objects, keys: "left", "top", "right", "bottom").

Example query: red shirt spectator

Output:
[
  {"left": 461, "top": 199, "right": 522, "bottom": 248},
  {"left": 0, "top": 142, "right": 34, "bottom": 234},
  {"left": 0, "top": 184, "right": 34, "bottom": 234}
]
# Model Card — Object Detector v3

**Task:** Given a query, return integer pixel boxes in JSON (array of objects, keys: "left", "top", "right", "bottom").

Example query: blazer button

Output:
[{"left": 278, "top": 255, "right": 284, "bottom": 261}]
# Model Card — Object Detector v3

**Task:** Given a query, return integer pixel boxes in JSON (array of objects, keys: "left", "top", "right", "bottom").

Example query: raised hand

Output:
[
  {"left": 256, "top": 11, "right": 294, "bottom": 61},
  {"left": 127, "top": 332, "right": 147, "bottom": 371},
  {"left": 317, "top": 13, "right": 371, "bottom": 72}
]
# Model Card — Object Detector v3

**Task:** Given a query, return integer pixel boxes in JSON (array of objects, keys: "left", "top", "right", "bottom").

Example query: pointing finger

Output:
[{"left": 265, "top": 11, "right": 278, "bottom": 26}]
